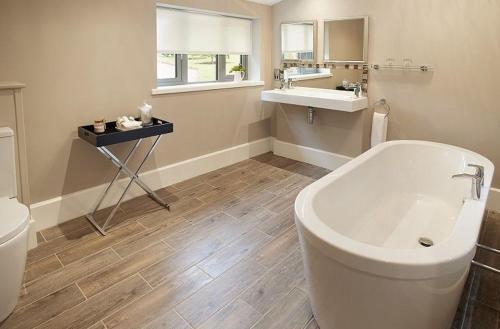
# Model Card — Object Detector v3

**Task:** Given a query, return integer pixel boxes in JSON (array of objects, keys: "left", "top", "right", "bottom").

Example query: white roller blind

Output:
[
  {"left": 157, "top": 7, "right": 253, "bottom": 55},
  {"left": 281, "top": 23, "right": 313, "bottom": 53}
]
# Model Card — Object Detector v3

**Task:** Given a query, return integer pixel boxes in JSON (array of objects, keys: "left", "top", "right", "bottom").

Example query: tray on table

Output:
[{"left": 78, "top": 117, "right": 174, "bottom": 147}]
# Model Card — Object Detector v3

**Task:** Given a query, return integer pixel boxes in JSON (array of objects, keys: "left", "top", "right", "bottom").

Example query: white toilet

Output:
[{"left": 0, "top": 127, "right": 30, "bottom": 322}]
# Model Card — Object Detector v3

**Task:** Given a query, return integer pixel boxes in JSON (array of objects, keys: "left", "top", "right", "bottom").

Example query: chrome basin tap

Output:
[
  {"left": 354, "top": 83, "right": 362, "bottom": 97},
  {"left": 279, "top": 77, "right": 287, "bottom": 90},
  {"left": 279, "top": 77, "right": 294, "bottom": 90}
]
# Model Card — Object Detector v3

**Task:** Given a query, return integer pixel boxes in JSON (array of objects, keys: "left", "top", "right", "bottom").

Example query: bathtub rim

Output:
[{"left": 294, "top": 140, "right": 494, "bottom": 279}]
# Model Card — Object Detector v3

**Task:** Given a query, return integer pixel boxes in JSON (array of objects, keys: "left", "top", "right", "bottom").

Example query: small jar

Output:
[{"left": 94, "top": 119, "right": 106, "bottom": 133}]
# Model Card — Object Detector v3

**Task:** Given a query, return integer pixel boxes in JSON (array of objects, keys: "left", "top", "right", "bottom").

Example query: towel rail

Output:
[
  {"left": 371, "top": 64, "right": 432, "bottom": 72},
  {"left": 472, "top": 243, "right": 500, "bottom": 275}
]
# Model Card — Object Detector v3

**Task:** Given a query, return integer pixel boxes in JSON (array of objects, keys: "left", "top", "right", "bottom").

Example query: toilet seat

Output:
[{"left": 0, "top": 197, "right": 29, "bottom": 245}]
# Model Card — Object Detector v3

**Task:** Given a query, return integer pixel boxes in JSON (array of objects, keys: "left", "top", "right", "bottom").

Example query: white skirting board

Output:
[
  {"left": 29, "top": 137, "right": 500, "bottom": 246},
  {"left": 272, "top": 139, "right": 352, "bottom": 171},
  {"left": 30, "top": 137, "right": 273, "bottom": 233}
]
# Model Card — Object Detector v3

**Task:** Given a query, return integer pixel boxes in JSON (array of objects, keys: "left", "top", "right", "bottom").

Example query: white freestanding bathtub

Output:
[{"left": 295, "top": 140, "right": 494, "bottom": 329}]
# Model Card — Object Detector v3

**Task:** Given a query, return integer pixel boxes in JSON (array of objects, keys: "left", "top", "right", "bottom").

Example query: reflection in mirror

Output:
[
  {"left": 281, "top": 21, "right": 315, "bottom": 62},
  {"left": 286, "top": 67, "right": 331, "bottom": 79},
  {"left": 324, "top": 17, "right": 368, "bottom": 63},
  {"left": 287, "top": 66, "right": 363, "bottom": 94}
]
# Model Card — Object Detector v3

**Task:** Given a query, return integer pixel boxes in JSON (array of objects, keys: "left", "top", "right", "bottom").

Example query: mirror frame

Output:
[
  {"left": 322, "top": 16, "right": 369, "bottom": 64},
  {"left": 280, "top": 20, "right": 318, "bottom": 63}
]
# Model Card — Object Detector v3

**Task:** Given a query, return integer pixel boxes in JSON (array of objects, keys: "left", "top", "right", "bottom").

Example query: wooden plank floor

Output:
[
  {"left": 453, "top": 211, "right": 500, "bottom": 329},
  {"left": 0, "top": 152, "right": 497, "bottom": 329}
]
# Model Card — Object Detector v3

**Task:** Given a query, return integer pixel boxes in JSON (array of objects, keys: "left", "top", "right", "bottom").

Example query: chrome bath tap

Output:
[{"left": 452, "top": 163, "right": 484, "bottom": 200}]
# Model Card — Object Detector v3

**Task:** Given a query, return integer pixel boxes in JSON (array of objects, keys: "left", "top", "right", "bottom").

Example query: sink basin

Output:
[{"left": 261, "top": 87, "right": 368, "bottom": 112}]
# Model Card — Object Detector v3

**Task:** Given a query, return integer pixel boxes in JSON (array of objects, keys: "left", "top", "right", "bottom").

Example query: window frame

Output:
[
  {"left": 157, "top": 54, "right": 248, "bottom": 87},
  {"left": 157, "top": 54, "right": 183, "bottom": 86}
]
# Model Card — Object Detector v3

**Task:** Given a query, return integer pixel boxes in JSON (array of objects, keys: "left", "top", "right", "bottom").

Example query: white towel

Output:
[{"left": 371, "top": 112, "right": 388, "bottom": 148}]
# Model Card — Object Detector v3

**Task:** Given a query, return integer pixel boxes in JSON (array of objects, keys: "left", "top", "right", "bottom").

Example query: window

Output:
[
  {"left": 156, "top": 6, "right": 252, "bottom": 86},
  {"left": 156, "top": 53, "right": 249, "bottom": 86}
]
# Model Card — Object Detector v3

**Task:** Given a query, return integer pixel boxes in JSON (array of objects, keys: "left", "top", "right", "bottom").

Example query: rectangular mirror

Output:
[
  {"left": 323, "top": 17, "right": 368, "bottom": 63},
  {"left": 281, "top": 21, "right": 316, "bottom": 62}
]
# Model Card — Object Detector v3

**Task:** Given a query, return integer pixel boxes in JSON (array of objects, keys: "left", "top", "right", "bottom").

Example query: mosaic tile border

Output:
[{"left": 282, "top": 63, "right": 369, "bottom": 93}]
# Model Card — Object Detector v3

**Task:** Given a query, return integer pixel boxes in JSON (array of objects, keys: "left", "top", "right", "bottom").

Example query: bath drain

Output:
[{"left": 419, "top": 237, "right": 434, "bottom": 247}]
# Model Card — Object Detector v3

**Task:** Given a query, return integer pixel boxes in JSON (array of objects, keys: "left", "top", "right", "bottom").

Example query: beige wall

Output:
[
  {"left": 272, "top": 0, "right": 500, "bottom": 188},
  {"left": 0, "top": 0, "right": 273, "bottom": 203}
]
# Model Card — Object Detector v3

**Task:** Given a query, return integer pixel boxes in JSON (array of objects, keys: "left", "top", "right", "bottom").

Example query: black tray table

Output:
[
  {"left": 78, "top": 117, "right": 173, "bottom": 147},
  {"left": 78, "top": 117, "right": 173, "bottom": 235}
]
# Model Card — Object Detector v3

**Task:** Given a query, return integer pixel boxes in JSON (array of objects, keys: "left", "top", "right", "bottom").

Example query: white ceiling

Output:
[{"left": 246, "top": 0, "right": 283, "bottom": 5}]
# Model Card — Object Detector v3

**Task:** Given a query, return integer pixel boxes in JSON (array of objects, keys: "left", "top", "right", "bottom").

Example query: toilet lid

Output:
[{"left": 0, "top": 197, "right": 29, "bottom": 245}]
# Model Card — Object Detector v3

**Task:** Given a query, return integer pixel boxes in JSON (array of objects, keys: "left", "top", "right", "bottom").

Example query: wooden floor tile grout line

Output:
[
  {"left": 19, "top": 281, "right": 74, "bottom": 315},
  {"left": 83, "top": 242, "right": 179, "bottom": 291},
  {"left": 135, "top": 220, "right": 150, "bottom": 231},
  {"left": 248, "top": 308, "right": 267, "bottom": 329},
  {"left": 248, "top": 285, "right": 306, "bottom": 329},
  {"left": 253, "top": 227, "right": 275, "bottom": 240},
  {"left": 110, "top": 247, "right": 123, "bottom": 260},
  {"left": 195, "top": 264, "right": 216, "bottom": 279},
  {"left": 28, "top": 282, "right": 90, "bottom": 329},
  {"left": 210, "top": 241, "right": 300, "bottom": 322},
  {"left": 54, "top": 253, "right": 65, "bottom": 268},
  {"left": 22, "top": 253, "right": 66, "bottom": 287},
  {"left": 111, "top": 215, "right": 192, "bottom": 255},
  {"left": 174, "top": 309, "right": 195, "bottom": 329},
  {"left": 38, "top": 230, "right": 48, "bottom": 243},
  {"left": 22, "top": 248, "right": 122, "bottom": 310},
  {"left": 15, "top": 282, "right": 72, "bottom": 314},
  {"left": 160, "top": 239, "right": 176, "bottom": 251},
  {"left": 122, "top": 265, "right": 214, "bottom": 327},
  {"left": 75, "top": 281, "right": 89, "bottom": 300},
  {"left": 83, "top": 273, "right": 153, "bottom": 329},
  {"left": 26, "top": 226, "right": 100, "bottom": 266},
  {"left": 180, "top": 256, "right": 274, "bottom": 327},
  {"left": 37, "top": 222, "right": 93, "bottom": 243},
  {"left": 57, "top": 243, "right": 122, "bottom": 267},
  {"left": 137, "top": 272, "right": 154, "bottom": 290},
  {"left": 205, "top": 182, "right": 218, "bottom": 188},
  {"left": 54, "top": 222, "right": 152, "bottom": 266}
]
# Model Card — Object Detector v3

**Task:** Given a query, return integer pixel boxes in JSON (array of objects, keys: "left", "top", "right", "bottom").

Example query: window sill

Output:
[
  {"left": 152, "top": 80, "right": 265, "bottom": 95},
  {"left": 289, "top": 73, "right": 333, "bottom": 81}
]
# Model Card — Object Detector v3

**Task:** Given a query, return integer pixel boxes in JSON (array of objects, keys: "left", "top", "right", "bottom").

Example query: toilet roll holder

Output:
[{"left": 374, "top": 98, "right": 391, "bottom": 118}]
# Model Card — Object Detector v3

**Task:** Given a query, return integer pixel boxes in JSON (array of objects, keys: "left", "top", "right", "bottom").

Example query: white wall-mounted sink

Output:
[{"left": 261, "top": 87, "right": 368, "bottom": 112}]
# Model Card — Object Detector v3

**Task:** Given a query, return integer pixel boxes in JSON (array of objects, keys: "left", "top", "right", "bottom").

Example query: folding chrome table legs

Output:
[{"left": 85, "top": 136, "right": 169, "bottom": 235}]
